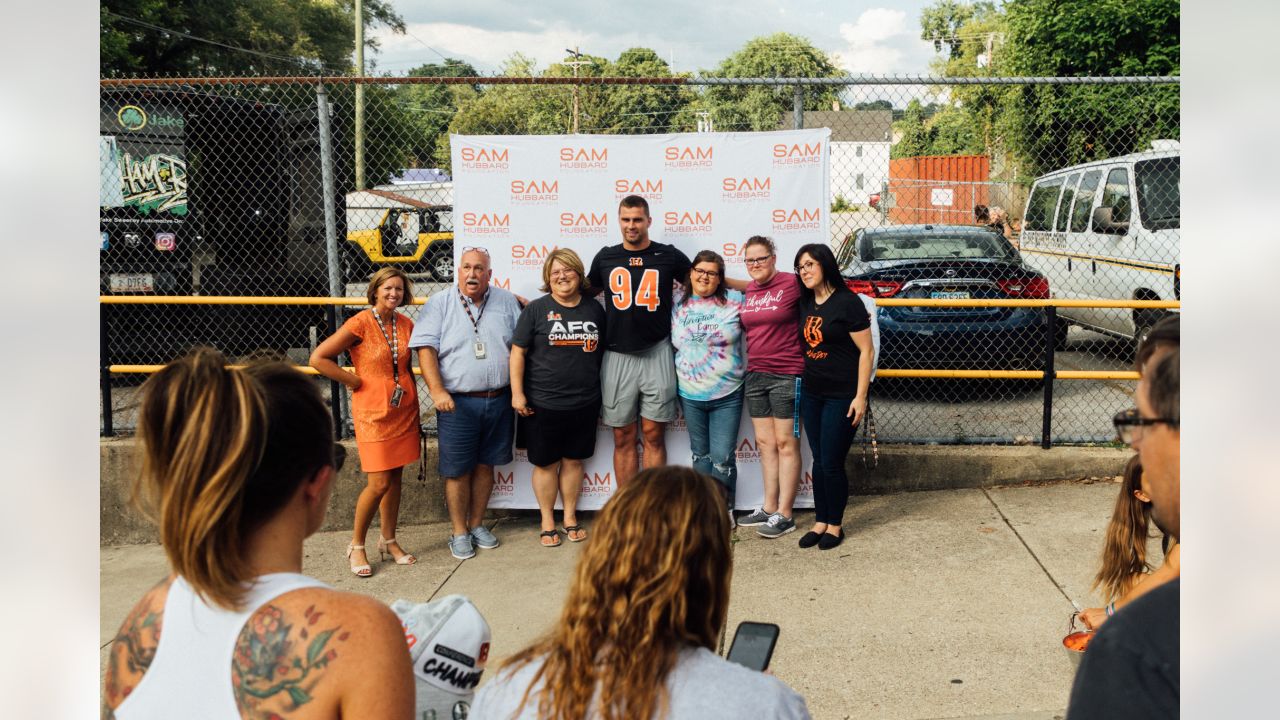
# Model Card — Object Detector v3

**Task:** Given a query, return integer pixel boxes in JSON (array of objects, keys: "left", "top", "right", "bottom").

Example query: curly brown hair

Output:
[{"left": 500, "top": 466, "right": 733, "bottom": 720}]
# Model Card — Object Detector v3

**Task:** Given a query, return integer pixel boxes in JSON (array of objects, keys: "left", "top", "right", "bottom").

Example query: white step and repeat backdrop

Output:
[{"left": 451, "top": 129, "right": 831, "bottom": 510}]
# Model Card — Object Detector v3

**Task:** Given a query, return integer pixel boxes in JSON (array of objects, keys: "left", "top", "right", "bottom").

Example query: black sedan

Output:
[{"left": 837, "top": 225, "right": 1050, "bottom": 370}]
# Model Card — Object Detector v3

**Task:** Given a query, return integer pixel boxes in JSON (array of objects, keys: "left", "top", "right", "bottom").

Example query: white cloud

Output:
[{"left": 832, "top": 7, "right": 929, "bottom": 75}]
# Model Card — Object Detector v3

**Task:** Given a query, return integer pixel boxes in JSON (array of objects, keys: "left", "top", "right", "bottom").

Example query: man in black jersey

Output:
[{"left": 586, "top": 195, "right": 692, "bottom": 484}]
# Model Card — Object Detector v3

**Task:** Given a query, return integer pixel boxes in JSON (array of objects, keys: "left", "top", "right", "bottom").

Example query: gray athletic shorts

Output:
[
  {"left": 600, "top": 341, "right": 679, "bottom": 426},
  {"left": 744, "top": 371, "right": 801, "bottom": 419}
]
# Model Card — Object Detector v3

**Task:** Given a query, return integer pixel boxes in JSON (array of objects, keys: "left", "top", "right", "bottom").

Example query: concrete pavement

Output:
[{"left": 100, "top": 478, "right": 1153, "bottom": 720}]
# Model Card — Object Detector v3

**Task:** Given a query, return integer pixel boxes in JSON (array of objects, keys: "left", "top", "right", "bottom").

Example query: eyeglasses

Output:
[
  {"left": 744, "top": 254, "right": 774, "bottom": 267},
  {"left": 1112, "top": 408, "right": 1179, "bottom": 444},
  {"left": 795, "top": 260, "right": 819, "bottom": 272},
  {"left": 461, "top": 245, "right": 490, "bottom": 257},
  {"left": 332, "top": 443, "right": 347, "bottom": 472},
  {"left": 549, "top": 269, "right": 578, "bottom": 278},
  {"left": 691, "top": 267, "right": 721, "bottom": 279}
]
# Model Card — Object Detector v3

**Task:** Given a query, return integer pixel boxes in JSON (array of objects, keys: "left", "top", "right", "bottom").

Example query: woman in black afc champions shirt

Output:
[
  {"left": 793, "top": 243, "right": 873, "bottom": 551},
  {"left": 511, "top": 248, "right": 606, "bottom": 547}
]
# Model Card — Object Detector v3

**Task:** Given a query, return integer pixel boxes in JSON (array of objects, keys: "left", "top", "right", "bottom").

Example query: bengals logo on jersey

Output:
[
  {"left": 628, "top": 257, "right": 644, "bottom": 266},
  {"left": 583, "top": 338, "right": 598, "bottom": 352},
  {"left": 803, "top": 316, "right": 824, "bottom": 348}
]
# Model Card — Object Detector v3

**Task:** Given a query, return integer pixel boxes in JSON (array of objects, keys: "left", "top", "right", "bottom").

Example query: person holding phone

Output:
[
  {"left": 471, "top": 466, "right": 810, "bottom": 719},
  {"left": 311, "top": 267, "right": 421, "bottom": 576}
]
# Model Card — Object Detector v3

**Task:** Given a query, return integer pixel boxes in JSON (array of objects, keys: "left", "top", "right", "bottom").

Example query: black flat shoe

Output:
[
  {"left": 798, "top": 531, "right": 822, "bottom": 549},
  {"left": 818, "top": 532, "right": 844, "bottom": 550}
]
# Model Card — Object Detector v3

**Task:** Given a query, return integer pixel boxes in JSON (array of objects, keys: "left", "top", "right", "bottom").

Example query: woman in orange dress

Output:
[{"left": 311, "top": 267, "right": 421, "bottom": 577}]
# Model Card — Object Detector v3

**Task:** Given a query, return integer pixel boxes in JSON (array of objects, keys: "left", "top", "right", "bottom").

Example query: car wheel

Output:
[
  {"left": 1132, "top": 310, "right": 1168, "bottom": 358},
  {"left": 430, "top": 248, "right": 455, "bottom": 283}
]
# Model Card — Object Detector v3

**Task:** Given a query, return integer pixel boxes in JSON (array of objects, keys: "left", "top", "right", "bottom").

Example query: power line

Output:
[{"left": 103, "top": 10, "right": 343, "bottom": 73}]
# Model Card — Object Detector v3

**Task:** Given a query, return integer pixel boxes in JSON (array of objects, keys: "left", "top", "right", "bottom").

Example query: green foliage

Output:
[
  {"left": 398, "top": 59, "right": 481, "bottom": 168},
  {"left": 703, "top": 33, "right": 845, "bottom": 131},
  {"left": 831, "top": 195, "right": 852, "bottom": 213},
  {"left": 101, "top": 0, "right": 405, "bottom": 76},
  {"left": 329, "top": 83, "right": 419, "bottom": 187},
  {"left": 891, "top": 100, "right": 931, "bottom": 159},
  {"left": 435, "top": 49, "right": 696, "bottom": 172},
  {"left": 913, "top": 0, "right": 1179, "bottom": 178}
]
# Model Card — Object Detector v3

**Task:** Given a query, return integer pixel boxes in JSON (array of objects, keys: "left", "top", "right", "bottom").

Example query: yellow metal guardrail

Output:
[{"left": 99, "top": 296, "right": 1175, "bottom": 381}]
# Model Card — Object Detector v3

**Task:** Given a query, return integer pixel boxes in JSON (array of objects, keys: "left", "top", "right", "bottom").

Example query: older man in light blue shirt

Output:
[{"left": 411, "top": 247, "right": 522, "bottom": 560}]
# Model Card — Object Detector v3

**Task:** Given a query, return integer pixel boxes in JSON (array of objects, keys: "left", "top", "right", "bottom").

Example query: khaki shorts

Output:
[{"left": 600, "top": 341, "right": 678, "bottom": 426}]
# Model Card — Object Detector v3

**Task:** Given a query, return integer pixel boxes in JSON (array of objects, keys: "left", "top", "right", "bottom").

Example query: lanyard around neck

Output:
[
  {"left": 458, "top": 289, "right": 488, "bottom": 337},
  {"left": 370, "top": 309, "right": 401, "bottom": 385}
]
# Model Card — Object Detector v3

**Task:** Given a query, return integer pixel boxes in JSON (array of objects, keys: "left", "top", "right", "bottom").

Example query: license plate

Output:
[
  {"left": 109, "top": 273, "right": 154, "bottom": 293},
  {"left": 931, "top": 291, "right": 970, "bottom": 300}
]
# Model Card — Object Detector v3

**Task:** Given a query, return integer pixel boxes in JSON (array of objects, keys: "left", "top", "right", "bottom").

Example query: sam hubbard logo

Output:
[
  {"left": 735, "top": 437, "right": 761, "bottom": 462},
  {"left": 663, "top": 210, "right": 713, "bottom": 236},
  {"left": 461, "top": 212, "right": 511, "bottom": 235},
  {"left": 580, "top": 472, "right": 613, "bottom": 496},
  {"left": 663, "top": 145, "right": 713, "bottom": 169},
  {"left": 511, "top": 244, "right": 560, "bottom": 268},
  {"left": 798, "top": 471, "right": 814, "bottom": 495},
  {"left": 459, "top": 147, "right": 509, "bottom": 171},
  {"left": 721, "top": 242, "right": 747, "bottom": 266},
  {"left": 614, "top": 178, "right": 664, "bottom": 201},
  {"left": 721, "top": 176, "right": 772, "bottom": 202},
  {"left": 510, "top": 179, "right": 559, "bottom": 204},
  {"left": 559, "top": 211, "right": 610, "bottom": 237},
  {"left": 772, "top": 207, "right": 822, "bottom": 232},
  {"left": 772, "top": 142, "right": 823, "bottom": 167},
  {"left": 559, "top": 147, "right": 608, "bottom": 170},
  {"left": 493, "top": 470, "right": 516, "bottom": 497}
]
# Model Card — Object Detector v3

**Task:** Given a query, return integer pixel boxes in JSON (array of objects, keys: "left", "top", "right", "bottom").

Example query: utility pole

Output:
[
  {"left": 564, "top": 47, "right": 590, "bottom": 134},
  {"left": 354, "top": 0, "right": 365, "bottom": 189}
]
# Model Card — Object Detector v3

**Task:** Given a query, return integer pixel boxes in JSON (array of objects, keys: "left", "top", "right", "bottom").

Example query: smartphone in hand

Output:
[{"left": 726, "top": 621, "right": 780, "bottom": 672}]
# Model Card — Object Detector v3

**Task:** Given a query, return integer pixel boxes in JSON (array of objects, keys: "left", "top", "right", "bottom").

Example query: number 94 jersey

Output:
[{"left": 588, "top": 241, "right": 692, "bottom": 353}]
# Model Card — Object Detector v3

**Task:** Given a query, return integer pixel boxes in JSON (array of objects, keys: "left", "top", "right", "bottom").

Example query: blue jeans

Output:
[
  {"left": 680, "top": 388, "right": 744, "bottom": 498},
  {"left": 799, "top": 391, "right": 858, "bottom": 526},
  {"left": 436, "top": 391, "right": 515, "bottom": 478}
]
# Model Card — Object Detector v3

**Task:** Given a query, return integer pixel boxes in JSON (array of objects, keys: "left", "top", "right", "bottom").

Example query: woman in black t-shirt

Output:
[
  {"left": 793, "top": 243, "right": 874, "bottom": 551},
  {"left": 511, "top": 248, "right": 606, "bottom": 547}
]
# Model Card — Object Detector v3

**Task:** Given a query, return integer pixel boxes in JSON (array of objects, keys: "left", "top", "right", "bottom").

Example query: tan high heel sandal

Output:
[
  {"left": 346, "top": 542, "right": 372, "bottom": 578},
  {"left": 378, "top": 536, "right": 417, "bottom": 565}
]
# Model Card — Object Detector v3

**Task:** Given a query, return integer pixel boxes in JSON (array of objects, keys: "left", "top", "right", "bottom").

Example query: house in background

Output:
[{"left": 779, "top": 109, "right": 892, "bottom": 206}]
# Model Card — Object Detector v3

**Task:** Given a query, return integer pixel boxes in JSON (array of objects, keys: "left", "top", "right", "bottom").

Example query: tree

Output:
[
  {"left": 101, "top": 0, "right": 405, "bottom": 76},
  {"left": 703, "top": 33, "right": 845, "bottom": 131},
  {"left": 397, "top": 59, "right": 481, "bottom": 168},
  {"left": 854, "top": 100, "right": 893, "bottom": 112},
  {"left": 891, "top": 100, "right": 932, "bottom": 159},
  {"left": 919, "top": 1, "right": 996, "bottom": 57}
]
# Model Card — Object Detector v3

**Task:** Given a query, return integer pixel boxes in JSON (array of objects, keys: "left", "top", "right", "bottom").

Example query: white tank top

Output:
[{"left": 115, "top": 572, "right": 329, "bottom": 720}]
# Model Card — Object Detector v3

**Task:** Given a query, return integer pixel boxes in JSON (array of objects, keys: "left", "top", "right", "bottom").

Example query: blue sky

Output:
[{"left": 368, "top": 1, "right": 946, "bottom": 76}]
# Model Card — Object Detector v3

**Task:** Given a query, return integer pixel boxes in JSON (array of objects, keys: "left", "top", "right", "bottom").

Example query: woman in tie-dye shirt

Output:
[{"left": 671, "top": 250, "right": 746, "bottom": 509}]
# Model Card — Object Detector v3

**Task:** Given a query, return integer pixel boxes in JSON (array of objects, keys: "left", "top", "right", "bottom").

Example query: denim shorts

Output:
[
  {"left": 436, "top": 391, "right": 515, "bottom": 478},
  {"left": 744, "top": 371, "right": 800, "bottom": 419}
]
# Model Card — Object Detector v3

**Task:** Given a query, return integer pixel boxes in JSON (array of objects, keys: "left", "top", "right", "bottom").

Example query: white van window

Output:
[
  {"left": 1135, "top": 157, "right": 1179, "bottom": 230},
  {"left": 1025, "top": 177, "right": 1064, "bottom": 231},
  {"left": 1100, "top": 168, "right": 1132, "bottom": 230},
  {"left": 1070, "top": 170, "right": 1102, "bottom": 232},
  {"left": 1054, "top": 173, "right": 1080, "bottom": 232}
]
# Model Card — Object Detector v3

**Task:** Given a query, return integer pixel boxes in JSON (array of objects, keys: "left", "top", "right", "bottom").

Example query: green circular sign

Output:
[{"left": 117, "top": 105, "right": 147, "bottom": 131}]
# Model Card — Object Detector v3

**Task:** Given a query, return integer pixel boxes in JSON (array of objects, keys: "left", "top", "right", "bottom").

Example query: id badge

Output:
[
  {"left": 473, "top": 340, "right": 487, "bottom": 359},
  {"left": 390, "top": 385, "right": 404, "bottom": 408}
]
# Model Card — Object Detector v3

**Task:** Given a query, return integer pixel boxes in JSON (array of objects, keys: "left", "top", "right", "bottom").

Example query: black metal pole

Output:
[
  {"left": 1040, "top": 306, "right": 1056, "bottom": 449},
  {"left": 101, "top": 304, "right": 114, "bottom": 437},
  {"left": 325, "top": 305, "right": 345, "bottom": 438}
]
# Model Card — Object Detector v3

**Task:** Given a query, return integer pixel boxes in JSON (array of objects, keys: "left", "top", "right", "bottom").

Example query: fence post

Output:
[
  {"left": 316, "top": 83, "right": 343, "bottom": 301},
  {"left": 1040, "top": 306, "right": 1057, "bottom": 449},
  {"left": 100, "top": 304, "right": 114, "bottom": 438},
  {"left": 793, "top": 84, "right": 804, "bottom": 130},
  {"left": 325, "top": 304, "right": 346, "bottom": 438}
]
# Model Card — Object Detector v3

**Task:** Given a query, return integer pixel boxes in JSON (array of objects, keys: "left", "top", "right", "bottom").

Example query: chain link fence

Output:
[{"left": 99, "top": 74, "right": 1179, "bottom": 444}]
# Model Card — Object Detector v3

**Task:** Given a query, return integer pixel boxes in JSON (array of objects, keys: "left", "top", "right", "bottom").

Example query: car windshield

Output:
[
  {"left": 861, "top": 232, "right": 1016, "bottom": 262},
  {"left": 1135, "top": 157, "right": 1179, "bottom": 230}
]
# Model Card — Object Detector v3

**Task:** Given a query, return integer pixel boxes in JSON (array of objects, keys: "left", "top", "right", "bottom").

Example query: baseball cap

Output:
[{"left": 392, "top": 595, "right": 492, "bottom": 720}]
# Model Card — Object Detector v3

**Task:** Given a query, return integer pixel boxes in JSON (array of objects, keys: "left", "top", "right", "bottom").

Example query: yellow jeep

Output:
[{"left": 345, "top": 204, "right": 454, "bottom": 281}]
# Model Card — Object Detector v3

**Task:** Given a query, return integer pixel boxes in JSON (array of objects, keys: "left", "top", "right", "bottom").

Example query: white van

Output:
[{"left": 1018, "top": 142, "right": 1180, "bottom": 349}]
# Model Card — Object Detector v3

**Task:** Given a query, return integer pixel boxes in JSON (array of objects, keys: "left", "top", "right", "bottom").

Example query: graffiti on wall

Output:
[{"left": 119, "top": 151, "right": 188, "bottom": 216}]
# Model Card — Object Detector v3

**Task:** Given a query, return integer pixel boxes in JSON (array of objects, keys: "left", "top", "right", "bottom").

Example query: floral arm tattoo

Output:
[
  {"left": 102, "top": 577, "right": 169, "bottom": 719},
  {"left": 232, "top": 603, "right": 350, "bottom": 719}
]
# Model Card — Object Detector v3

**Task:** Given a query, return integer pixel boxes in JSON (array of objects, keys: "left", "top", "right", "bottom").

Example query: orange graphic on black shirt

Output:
[{"left": 804, "top": 316, "right": 829, "bottom": 360}]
